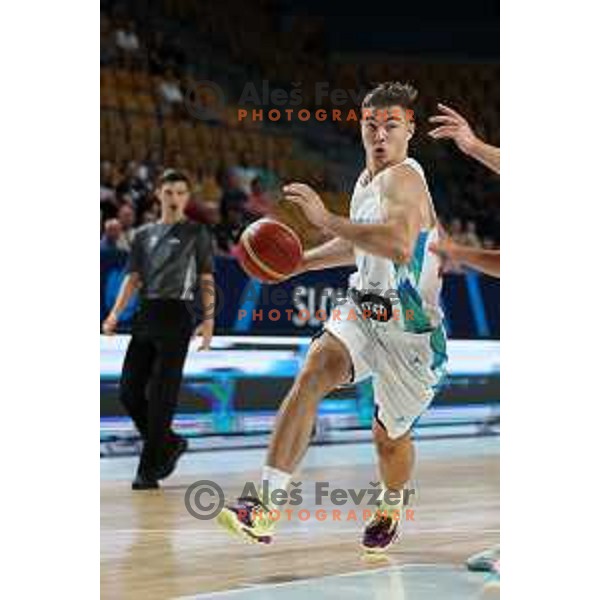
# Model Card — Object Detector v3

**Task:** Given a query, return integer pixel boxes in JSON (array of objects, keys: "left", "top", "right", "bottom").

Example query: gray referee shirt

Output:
[{"left": 126, "top": 221, "right": 214, "bottom": 301}]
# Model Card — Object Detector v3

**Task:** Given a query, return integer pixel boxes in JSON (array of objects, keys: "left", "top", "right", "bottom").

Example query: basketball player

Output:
[
  {"left": 217, "top": 82, "right": 447, "bottom": 551},
  {"left": 429, "top": 103, "right": 500, "bottom": 574},
  {"left": 102, "top": 169, "right": 215, "bottom": 489}
]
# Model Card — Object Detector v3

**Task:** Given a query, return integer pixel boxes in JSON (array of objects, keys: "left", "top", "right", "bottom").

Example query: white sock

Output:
[{"left": 261, "top": 465, "right": 292, "bottom": 498}]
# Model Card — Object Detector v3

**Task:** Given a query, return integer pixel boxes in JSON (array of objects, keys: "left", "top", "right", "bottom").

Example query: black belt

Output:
[{"left": 348, "top": 289, "right": 393, "bottom": 322}]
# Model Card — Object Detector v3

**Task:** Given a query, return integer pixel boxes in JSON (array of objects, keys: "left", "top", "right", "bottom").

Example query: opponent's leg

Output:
[
  {"left": 362, "top": 420, "right": 414, "bottom": 552},
  {"left": 218, "top": 331, "right": 353, "bottom": 543}
]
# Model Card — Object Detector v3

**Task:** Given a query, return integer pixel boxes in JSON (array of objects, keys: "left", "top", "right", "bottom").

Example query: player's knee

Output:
[
  {"left": 373, "top": 429, "right": 394, "bottom": 456},
  {"left": 373, "top": 420, "right": 409, "bottom": 455},
  {"left": 301, "top": 346, "right": 349, "bottom": 392}
]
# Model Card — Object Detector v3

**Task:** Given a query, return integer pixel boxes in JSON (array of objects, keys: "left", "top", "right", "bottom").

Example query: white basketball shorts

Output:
[{"left": 323, "top": 297, "right": 448, "bottom": 439}]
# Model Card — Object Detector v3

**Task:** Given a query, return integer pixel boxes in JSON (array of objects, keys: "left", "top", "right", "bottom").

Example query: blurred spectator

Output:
[
  {"left": 158, "top": 70, "right": 184, "bottom": 115},
  {"left": 101, "top": 161, "right": 119, "bottom": 223},
  {"left": 139, "top": 149, "right": 163, "bottom": 184},
  {"left": 220, "top": 171, "right": 248, "bottom": 224},
  {"left": 101, "top": 161, "right": 116, "bottom": 202},
  {"left": 233, "top": 152, "right": 261, "bottom": 194},
  {"left": 194, "top": 167, "right": 222, "bottom": 205},
  {"left": 215, "top": 171, "right": 249, "bottom": 254},
  {"left": 116, "top": 161, "right": 146, "bottom": 209},
  {"left": 244, "top": 177, "right": 272, "bottom": 219},
  {"left": 463, "top": 220, "right": 482, "bottom": 247},
  {"left": 140, "top": 196, "right": 161, "bottom": 224},
  {"left": 101, "top": 219, "right": 129, "bottom": 255},
  {"left": 257, "top": 158, "right": 281, "bottom": 191},
  {"left": 117, "top": 203, "right": 136, "bottom": 250},
  {"left": 215, "top": 206, "right": 245, "bottom": 255},
  {"left": 449, "top": 218, "right": 464, "bottom": 241},
  {"left": 141, "top": 209, "right": 158, "bottom": 225},
  {"left": 101, "top": 14, "right": 117, "bottom": 66},
  {"left": 148, "top": 31, "right": 186, "bottom": 75},
  {"left": 115, "top": 20, "right": 140, "bottom": 53},
  {"left": 446, "top": 218, "right": 465, "bottom": 274}
]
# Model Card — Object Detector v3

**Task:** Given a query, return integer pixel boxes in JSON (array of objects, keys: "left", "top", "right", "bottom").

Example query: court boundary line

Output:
[{"left": 174, "top": 563, "right": 486, "bottom": 599}]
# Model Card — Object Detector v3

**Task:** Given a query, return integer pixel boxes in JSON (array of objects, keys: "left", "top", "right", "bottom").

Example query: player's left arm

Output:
[{"left": 283, "top": 166, "right": 425, "bottom": 264}]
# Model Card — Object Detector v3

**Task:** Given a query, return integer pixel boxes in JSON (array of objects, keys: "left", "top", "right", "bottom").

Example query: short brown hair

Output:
[
  {"left": 362, "top": 81, "right": 418, "bottom": 111},
  {"left": 158, "top": 168, "right": 191, "bottom": 188}
]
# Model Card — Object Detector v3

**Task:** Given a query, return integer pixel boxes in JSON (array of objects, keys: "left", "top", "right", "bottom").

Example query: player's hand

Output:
[
  {"left": 282, "top": 183, "right": 331, "bottom": 229},
  {"left": 428, "top": 103, "right": 479, "bottom": 155},
  {"left": 195, "top": 318, "right": 214, "bottom": 351},
  {"left": 102, "top": 312, "right": 118, "bottom": 335}
]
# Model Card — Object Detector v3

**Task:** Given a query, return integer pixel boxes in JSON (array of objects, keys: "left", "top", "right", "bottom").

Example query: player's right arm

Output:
[
  {"left": 297, "top": 236, "right": 355, "bottom": 274},
  {"left": 428, "top": 103, "right": 500, "bottom": 175},
  {"left": 102, "top": 273, "right": 141, "bottom": 334}
]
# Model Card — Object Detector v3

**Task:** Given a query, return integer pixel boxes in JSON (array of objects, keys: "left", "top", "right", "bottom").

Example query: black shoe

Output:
[
  {"left": 156, "top": 436, "right": 188, "bottom": 480},
  {"left": 132, "top": 471, "right": 160, "bottom": 490}
]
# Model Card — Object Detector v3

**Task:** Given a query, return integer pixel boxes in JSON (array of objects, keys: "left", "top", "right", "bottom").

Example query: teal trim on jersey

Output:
[
  {"left": 429, "top": 325, "right": 448, "bottom": 397},
  {"left": 409, "top": 231, "right": 429, "bottom": 285},
  {"left": 397, "top": 279, "right": 432, "bottom": 333},
  {"left": 430, "top": 325, "right": 448, "bottom": 373}
]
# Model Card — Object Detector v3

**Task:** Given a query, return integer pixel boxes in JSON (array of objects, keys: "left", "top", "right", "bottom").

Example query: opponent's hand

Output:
[
  {"left": 429, "top": 228, "right": 461, "bottom": 272},
  {"left": 428, "top": 103, "right": 479, "bottom": 155},
  {"left": 282, "top": 183, "right": 331, "bottom": 229},
  {"left": 102, "top": 312, "right": 118, "bottom": 335},
  {"left": 195, "top": 318, "right": 214, "bottom": 351}
]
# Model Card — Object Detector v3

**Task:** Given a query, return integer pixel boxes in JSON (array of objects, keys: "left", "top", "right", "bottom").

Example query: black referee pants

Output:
[{"left": 119, "top": 300, "right": 193, "bottom": 475}]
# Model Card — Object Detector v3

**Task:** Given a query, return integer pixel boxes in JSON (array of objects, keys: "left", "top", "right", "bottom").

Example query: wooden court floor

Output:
[{"left": 101, "top": 437, "right": 499, "bottom": 599}]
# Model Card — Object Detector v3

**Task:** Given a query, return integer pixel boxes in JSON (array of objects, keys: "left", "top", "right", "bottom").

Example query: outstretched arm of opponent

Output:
[
  {"left": 430, "top": 237, "right": 500, "bottom": 278},
  {"left": 429, "top": 103, "right": 500, "bottom": 175},
  {"left": 283, "top": 165, "right": 425, "bottom": 265}
]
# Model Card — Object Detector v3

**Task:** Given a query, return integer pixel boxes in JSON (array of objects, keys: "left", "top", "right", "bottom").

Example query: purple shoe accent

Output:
[
  {"left": 244, "top": 531, "right": 274, "bottom": 544},
  {"left": 221, "top": 496, "right": 273, "bottom": 544},
  {"left": 229, "top": 497, "right": 262, "bottom": 528},
  {"left": 362, "top": 512, "right": 399, "bottom": 551}
]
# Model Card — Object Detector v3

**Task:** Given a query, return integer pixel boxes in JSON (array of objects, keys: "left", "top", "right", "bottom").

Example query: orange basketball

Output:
[{"left": 235, "top": 218, "right": 303, "bottom": 283}]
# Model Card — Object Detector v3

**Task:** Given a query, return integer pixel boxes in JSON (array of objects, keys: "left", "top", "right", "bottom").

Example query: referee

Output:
[{"left": 102, "top": 169, "right": 215, "bottom": 489}]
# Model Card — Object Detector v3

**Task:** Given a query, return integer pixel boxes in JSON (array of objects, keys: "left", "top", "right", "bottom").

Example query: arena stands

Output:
[{"left": 100, "top": 0, "right": 499, "bottom": 254}]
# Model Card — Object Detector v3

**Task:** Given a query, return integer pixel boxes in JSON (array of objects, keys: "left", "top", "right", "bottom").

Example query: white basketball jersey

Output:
[{"left": 348, "top": 157, "right": 444, "bottom": 332}]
